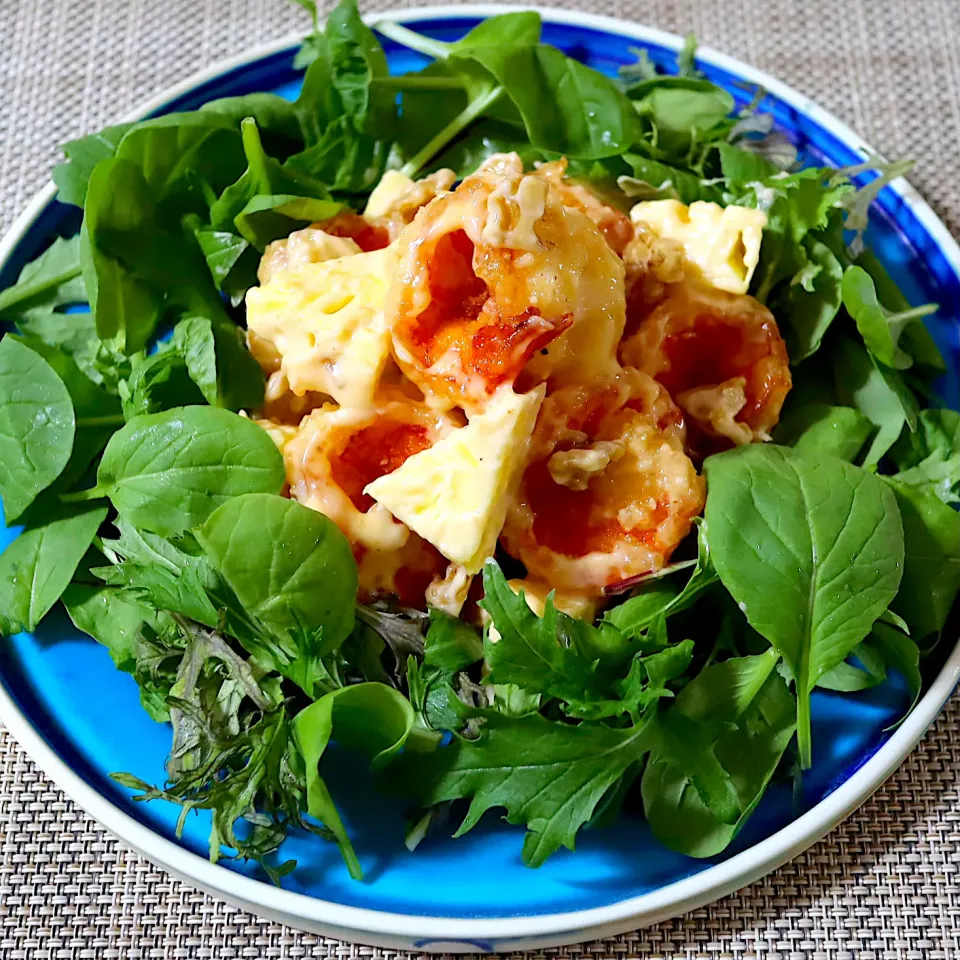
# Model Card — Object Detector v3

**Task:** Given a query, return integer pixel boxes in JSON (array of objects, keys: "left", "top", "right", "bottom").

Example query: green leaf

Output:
[
  {"left": 172, "top": 315, "right": 266, "bottom": 412},
  {"left": 0, "top": 236, "right": 86, "bottom": 320},
  {"left": 0, "top": 337, "right": 75, "bottom": 522},
  {"left": 841, "top": 265, "right": 929, "bottom": 371},
  {"left": 633, "top": 83, "right": 734, "bottom": 158},
  {"left": 197, "top": 493, "right": 358, "bottom": 691},
  {"left": 10, "top": 334, "right": 123, "bottom": 482},
  {"left": 773, "top": 402, "right": 873, "bottom": 462},
  {"left": 775, "top": 236, "right": 844, "bottom": 362},
  {"left": 210, "top": 119, "right": 336, "bottom": 241},
  {"left": 718, "top": 142, "right": 779, "bottom": 183},
  {"left": 395, "top": 710, "right": 656, "bottom": 866},
  {"left": 94, "top": 521, "right": 222, "bottom": 628},
  {"left": 63, "top": 582, "right": 178, "bottom": 720},
  {"left": 294, "top": 682, "right": 417, "bottom": 878},
  {"left": 85, "top": 406, "right": 285, "bottom": 536},
  {"left": 832, "top": 336, "right": 917, "bottom": 467},
  {"left": 619, "top": 152, "right": 721, "bottom": 204},
  {"left": 889, "top": 409, "right": 960, "bottom": 505},
  {"left": 200, "top": 93, "right": 303, "bottom": 151},
  {"left": 0, "top": 499, "right": 107, "bottom": 635},
  {"left": 120, "top": 348, "right": 205, "bottom": 421},
  {"left": 704, "top": 444, "right": 904, "bottom": 768},
  {"left": 81, "top": 158, "right": 164, "bottom": 353},
  {"left": 190, "top": 225, "right": 259, "bottom": 302},
  {"left": 52, "top": 123, "right": 135, "bottom": 207},
  {"left": 325, "top": 0, "right": 395, "bottom": 135},
  {"left": 642, "top": 654, "right": 796, "bottom": 857},
  {"left": 114, "top": 113, "right": 246, "bottom": 222},
  {"left": 423, "top": 608, "right": 483, "bottom": 673},
  {"left": 885, "top": 479, "right": 960, "bottom": 642},
  {"left": 233, "top": 193, "right": 343, "bottom": 249}
]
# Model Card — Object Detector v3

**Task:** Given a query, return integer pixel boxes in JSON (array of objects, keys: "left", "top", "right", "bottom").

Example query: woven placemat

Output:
[{"left": 1, "top": 0, "right": 959, "bottom": 956}]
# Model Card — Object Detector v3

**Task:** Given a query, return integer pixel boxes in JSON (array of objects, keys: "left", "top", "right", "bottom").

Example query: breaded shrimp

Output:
[
  {"left": 501, "top": 367, "right": 704, "bottom": 596},
  {"left": 386, "top": 153, "right": 625, "bottom": 412},
  {"left": 620, "top": 283, "right": 791, "bottom": 454}
]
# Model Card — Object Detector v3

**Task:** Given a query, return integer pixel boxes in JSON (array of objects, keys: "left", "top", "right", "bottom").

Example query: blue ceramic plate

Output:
[{"left": 1, "top": 7, "right": 958, "bottom": 952}]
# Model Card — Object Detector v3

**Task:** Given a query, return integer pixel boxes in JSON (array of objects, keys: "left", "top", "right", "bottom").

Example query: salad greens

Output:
[{"left": 0, "top": 0, "right": 956, "bottom": 883}]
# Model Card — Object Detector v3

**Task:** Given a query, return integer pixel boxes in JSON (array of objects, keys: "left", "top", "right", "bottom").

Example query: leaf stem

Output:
[
  {"left": 76, "top": 414, "right": 126, "bottom": 428},
  {"left": 374, "top": 74, "right": 465, "bottom": 91},
  {"left": 374, "top": 21, "right": 451, "bottom": 60},
  {"left": 59, "top": 486, "right": 107, "bottom": 503},
  {"left": 889, "top": 303, "right": 938, "bottom": 324},
  {"left": 400, "top": 85, "right": 506, "bottom": 178},
  {"left": 797, "top": 690, "right": 812, "bottom": 769}
]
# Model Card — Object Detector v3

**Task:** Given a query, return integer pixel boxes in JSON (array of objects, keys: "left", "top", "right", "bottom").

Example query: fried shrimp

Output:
[
  {"left": 386, "top": 153, "right": 625, "bottom": 411},
  {"left": 501, "top": 367, "right": 704, "bottom": 595},
  {"left": 284, "top": 392, "right": 456, "bottom": 604},
  {"left": 364, "top": 168, "right": 457, "bottom": 241},
  {"left": 533, "top": 158, "right": 634, "bottom": 255},
  {"left": 619, "top": 283, "right": 791, "bottom": 453}
]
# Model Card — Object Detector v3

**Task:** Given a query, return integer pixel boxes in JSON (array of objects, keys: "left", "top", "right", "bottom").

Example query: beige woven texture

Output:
[{"left": 1, "top": 0, "right": 959, "bottom": 957}]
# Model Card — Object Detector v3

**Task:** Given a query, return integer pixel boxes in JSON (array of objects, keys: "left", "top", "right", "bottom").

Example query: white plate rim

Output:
[{"left": 0, "top": 5, "right": 958, "bottom": 950}]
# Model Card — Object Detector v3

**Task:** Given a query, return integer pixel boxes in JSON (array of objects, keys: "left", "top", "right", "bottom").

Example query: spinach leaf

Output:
[
  {"left": 642, "top": 650, "right": 796, "bottom": 857},
  {"left": 889, "top": 409, "right": 960, "bottom": 504},
  {"left": 80, "top": 158, "right": 164, "bottom": 353},
  {"left": 190, "top": 223, "right": 259, "bottom": 303},
  {"left": 200, "top": 93, "right": 303, "bottom": 152},
  {"left": 885, "top": 479, "right": 960, "bottom": 642},
  {"left": 0, "top": 337, "right": 75, "bottom": 522},
  {"left": 294, "top": 682, "right": 418, "bottom": 878},
  {"left": 114, "top": 113, "right": 246, "bottom": 222},
  {"left": 284, "top": 117, "right": 390, "bottom": 195},
  {"left": 63, "top": 582, "right": 179, "bottom": 720},
  {"left": 632, "top": 81, "right": 734, "bottom": 159},
  {"left": 774, "top": 236, "right": 843, "bottom": 362},
  {"left": 210, "top": 119, "right": 338, "bottom": 245},
  {"left": 832, "top": 336, "right": 917, "bottom": 466},
  {"left": 394, "top": 710, "right": 656, "bottom": 867},
  {"left": 172, "top": 315, "right": 265, "bottom": 412},
  {"left": 197, "top": 494, "right": 357, "bottom": 691},
  {"left": 773, "top": 402, "right": 873, "bottom": 462},
  {"left": 704, "top": 444, "right": 904, "bottom": 767},
  {"left": 619, "top": 153, "right": 721, "bottom": 204},
  {"left": 0, "top": 236, "right": 86, "bottom": 321},
  {"left": 234, "top": 193, "right": 343, "bottom": 249},
  {"left": 841, "top": 265, "right": 937, "bottom": 371},
  {"left": 120, "top": 348, "right": 206, "bottom": 421},
  {"left": 11, "top": 335, "right": 123, "bottom": 482},
  {"left": 53, "top": 123, "right": 135, "bottom": 207},
  {"left": 0, "top": 499, "right": 107, "bottom": 635},
  {"left": 73, "top": 406, "right": 285, "bottom": 536}
]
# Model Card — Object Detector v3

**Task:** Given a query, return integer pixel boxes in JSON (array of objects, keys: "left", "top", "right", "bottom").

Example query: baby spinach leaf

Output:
[
  {"left": 53, "top": 123, "right": 135, "bottom": 207},
  {"left": 0, "top": 337, "right": 75, "bottom": 522},
  {"left": 284, "top": 117, "right": 390, "bottom": 195},
  {"left": 774, "top": 236, "right": 843, "bottom": 363},
  {"left": 78, "top": 406, "right": 285, "bottom": 536},
  {"left": 842, "top": 265, "right": 936, "bottom": 371},
  {"left": 885, "top": 479, "right": 960, "bottom": 642},
  {"left": 172, "top": 315, "right": 265, "bottom": 412},
  {"left": 190, "top": 224, "right": 259, "bottom": 303},
  {"left": 294, "top": 682, "right": 418, "bottom": 878},
  {"left": 642, "top": 651, "right": 796, "bottom": 857},
  {"left": 10, "top": 334, "right": 123, "bottom": 482},
  {"left": 832, "top": 336, "right": 917, "bottom": 466},
  {"left": 619, "top": 152, "right": 721, "bottom": 204},
  {"left": 325, "top": 0, "right": 395, "bottom": 136},
  {"left": 0, "top": 236, "right": 86, "bottom": 321},
  {"left": 773, "top": 402, "right": 873, "bottom": 462},
  {"left": 81, "top": 158, "right": 164, "bottom": 353},
  {"left": 197, "top": 494, "right": 358, "bottom": 690},
  {"left": 0, "top": 498, "right": 107, "bottom": 635},
  {"left": 704, "top": 444, "right": 904, "bottom": 768},
  {"left": 632, "top": 82, "right": 734, "bottom": 159},
  {"left": 234, "top": 193, "right": 342, "bottom": 249},
  {"left": 210, "top": 120, "right": 336, "bottom": 240},
  {"left": 889, "top": 409, "right": 960, "bottom": 505},
  {"left": 396, "top": 709, "right": 656, "bottom": 866},
  {"left": 114, "top": 113, "right": 246, "bottom": 222},
  {"left": 63, "top": 582, "right": 179, "bottom": 720},
  {"left": 120, "top": 347, "right": 205, "bottom": 421},
  {"left": 717, "top": 141, "right": 779, "bottom": 183},
  {"left": 200, "top": 93, "right": 303, "bottom": 152}
]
